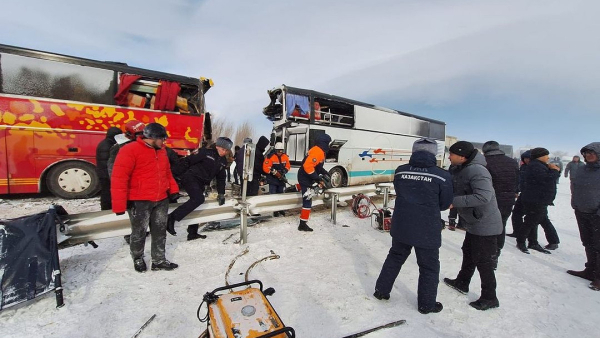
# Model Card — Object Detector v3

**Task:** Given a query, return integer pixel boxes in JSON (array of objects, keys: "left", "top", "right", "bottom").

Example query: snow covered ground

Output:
[{"left": 1, "top": 179, "right": 598, "bottom": 338}]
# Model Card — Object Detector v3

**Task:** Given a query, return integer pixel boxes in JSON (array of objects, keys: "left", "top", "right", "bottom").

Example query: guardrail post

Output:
[
  {"left": 382, "top": 186, "right": 390, "bottom": 209},
  {"left": 330, "top": 193, "right": 339, "bottom": 224}
]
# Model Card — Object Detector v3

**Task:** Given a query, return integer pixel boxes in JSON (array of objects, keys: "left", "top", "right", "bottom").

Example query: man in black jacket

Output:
[
  {"left": 96, "top": 127, "right": 123, "bottom": 210},
  {"left": 516, "top": 147, "right": 560, "bottom": 254},
  {"left": 482, "top": 141, "right": 519, "bottom": 259},
  {"left": 374, "top": 139, "right": 453, "bottom": 314},
  {"left": 567, "top": 142, "right": 600, "bottom": 290},
  {"left": 167, "top": 137, "right": 233, "bottom": 240}
]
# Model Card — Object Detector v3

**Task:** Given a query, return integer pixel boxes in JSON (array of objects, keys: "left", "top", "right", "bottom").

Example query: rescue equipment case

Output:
[{"left": 198, "top": 280, "right": 295, "bottom": 338}]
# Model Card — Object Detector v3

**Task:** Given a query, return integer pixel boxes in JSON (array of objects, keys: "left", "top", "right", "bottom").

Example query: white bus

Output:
[{"left": 262, "top": 85, "right": 446, "bottom": 188}]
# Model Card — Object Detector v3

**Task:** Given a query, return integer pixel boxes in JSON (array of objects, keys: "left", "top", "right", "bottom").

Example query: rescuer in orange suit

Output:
[
  {"left": 263, "top": 142, "right": 291, "bottom": 216},
  {"left": 297, "top": 133, "right": 332, "bottom": 231}
]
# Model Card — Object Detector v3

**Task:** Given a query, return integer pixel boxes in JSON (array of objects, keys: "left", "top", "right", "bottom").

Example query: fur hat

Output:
[
  {"left": 412, "top": 138, "right": 438, "bottom": 156},
  {"left": 521, "top": 150, "right": 531, "bottom": 161},
  {"left": 530, "top": 147, "right": 549, "bottom": 159},
  {"left": 449, "top": 141, "right": 475, "bottom": 158},
  {"left": 482, "top": 141, "right": 500, "bottom": 153},
  {"left": 215, "top": 137, "right": 233, "bottom": 151}
]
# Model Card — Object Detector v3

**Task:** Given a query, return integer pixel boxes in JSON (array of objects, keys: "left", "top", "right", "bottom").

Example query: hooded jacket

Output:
[
  {"left": 96, "top": 127, "right": 122, "bottom": 178},
  {"left": 298, "top": 134, "right": 331, "bottom": 186},
  {"left": 451, "top": 151, "right": 503, "bottom": 236},
  {"left": 390, "top": 151, "right": 453, "bottom": 249},
  {"left": 571, "top": 142, "right": 600, "bottom": 214},
  {"left": 254, "top": 136, "right": 270, "bottom": 176},
  {"left": 483, "top": 149, "right": 519, "bottom": 207},
  {"left": 521, "top": 159, "right": 559, "bottom": 206}
]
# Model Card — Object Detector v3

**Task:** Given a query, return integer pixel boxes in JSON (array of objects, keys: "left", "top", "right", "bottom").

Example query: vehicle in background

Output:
[
  {"left": 262, "top": 85, "right": 446, "bottom": 188},
  {"left": 0, "top": 44, "right": 212, "bottom": 198}
]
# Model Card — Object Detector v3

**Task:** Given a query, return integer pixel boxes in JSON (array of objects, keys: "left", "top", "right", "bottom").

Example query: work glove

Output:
[
  {"left": 169, "top": 192, "right": 181, "bottom": 203},
  {"left": 116, "top": 212, "right": 125, "bottom": 216},
  {"left": 218, "top": 194, "right": 225, "bottom": 206}
]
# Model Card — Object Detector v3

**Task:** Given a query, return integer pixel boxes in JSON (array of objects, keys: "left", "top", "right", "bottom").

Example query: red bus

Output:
[{"left": 0, "top": 44, "right": 212, "bottom": 199}]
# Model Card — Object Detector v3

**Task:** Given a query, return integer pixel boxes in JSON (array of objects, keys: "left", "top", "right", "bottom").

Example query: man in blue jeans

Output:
[{"left": 374, "top": 138, "right": 453, "bottom": 314}]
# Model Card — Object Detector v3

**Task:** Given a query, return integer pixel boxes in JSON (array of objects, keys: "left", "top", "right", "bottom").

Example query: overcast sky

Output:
[{"left": 3, "top": 0, "right": 598, "bottom": 156}]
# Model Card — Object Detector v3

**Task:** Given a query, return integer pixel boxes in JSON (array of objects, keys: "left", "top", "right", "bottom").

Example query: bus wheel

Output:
[
  {"left": 329, "top": 167, "right": 347, "bottom": 188},
  {"left": 47, "top": 162, "right": 100, "bottom": 199}
]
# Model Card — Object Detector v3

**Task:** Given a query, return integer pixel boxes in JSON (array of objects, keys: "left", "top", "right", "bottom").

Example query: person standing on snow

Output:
[
  {"left": 167, "top": 137, "right": 232, "bottom": 240},
  {"left": 443, "top": 141, "right": 503, "bottom": 311},
  {"left": 297, "top": 133, "right": 332, "bottom": 232},
  {"left": 482, "top": 141, "right": 519, "bottom": 262},
  {"left": 111, "top": 123, "right": 179, "bottom": 272},
  {"left": 564, "top": 155, "right": 585, "bottom": 182},
  {"left": 247, "top": 136, "right": 270, "bottom": 196},
  {"left": 374, "top": 138, "right": 453, "bottom": 314},
  {"left": 567, "top": 142, "right": 600, "bottom": 291},
  {"left": 263, "top": 142, "right": 291, "bottom": 216},
  {"left": 96, "top": 127, "right": 122, "bottom": 210},
  {"left": 516, "top": 147, "right": 561, "bottom": 254}
]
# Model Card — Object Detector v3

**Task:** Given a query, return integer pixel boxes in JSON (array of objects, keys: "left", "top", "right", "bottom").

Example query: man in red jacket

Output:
[{"left": 111, "top": 123, "right": 180, "bottom": 272}]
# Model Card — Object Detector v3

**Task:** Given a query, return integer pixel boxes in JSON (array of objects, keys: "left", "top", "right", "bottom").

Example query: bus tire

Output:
[
  {"left": 47, "top": 161, "right": 100, "bottom": 199},
  {"left": 329, "top": 167, "right": 347, "bottom": 188}
]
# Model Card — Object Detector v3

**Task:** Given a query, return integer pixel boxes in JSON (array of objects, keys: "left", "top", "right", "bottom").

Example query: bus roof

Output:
[
  {"left": 0, "top": 44, "right": 201, "bottom": 86},
  {"left": 281, "top": 85, "right": 445, "bottom": 126}
]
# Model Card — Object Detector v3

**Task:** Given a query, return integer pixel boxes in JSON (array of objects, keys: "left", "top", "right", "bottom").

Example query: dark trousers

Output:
[
  {"left": 269, "top": 184, "right": 284, "bottom": 194},
  {"left": 226, "top": 167, "right": 231, "bottom": 182},
  {"left": 234, "top": 167, "right": 240, "bottom": 185},
  {"left": 99, "top": 176, "right": 112, "bottom": 210},
  {"left": 127, "top": 199, "right": 169, "bottom": 263},
  {"left": 574, "top": 210, "right": 600, "bottom": 278},
  {"left": 497, "top": 203, "right": 514, "bottom": 251},
  {"left": 170, "top": 175, "right": 206, "bottom": 234},
  {"left": 517, "top": 203, "right": 560, "bottom": 245},
  {"left": 375, "top": 239, "right": 440, "bottom": 309},
  {"left": 513, "top": 197, "right": 559, "bottom": 245},
  {"left": 246, "top": 178, "right": 260, "bottom": 197},
  {"left": 455, "top": 232, "right": 498, "bottom": 300}
]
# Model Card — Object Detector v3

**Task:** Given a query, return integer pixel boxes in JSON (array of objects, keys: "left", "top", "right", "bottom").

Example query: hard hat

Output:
[
  {"left": 123, "top": 120, "right": 146, "bottom": 139},
  {"left": 275, "top": 142, "right": 284, "bottom": 150}
]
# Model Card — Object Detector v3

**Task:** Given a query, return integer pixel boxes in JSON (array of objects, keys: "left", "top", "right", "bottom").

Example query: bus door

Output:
[
  {"left": 0, "top": 128, "right": 8, "bottom": 194},
  {"left": 285, "top": 125, "right": 308, "bottom": 166},
  {"left": 5, "top": 129, "right": 37, "bottom": 194}
]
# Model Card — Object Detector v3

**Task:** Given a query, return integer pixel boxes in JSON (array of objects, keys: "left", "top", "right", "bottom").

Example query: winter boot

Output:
[
  {"left": 133, "top": 258, "right": 147, "bottom": 273},
  {"left": 528, "top": 243, "right": 551, "bottom": 254},
  {"left": 298, "top": 220, "right": 313, "bottom": 232},
  {"left": 167, "top": 215, "right": 177, "bottom": 236},
  {"left": 544, "top": 243, "right": 559, "bottom": 250},
  {"left": 373, "top": 290, "right": 390, "bottom": 300},
  {"left": 590, "top": 279, "right": 600, "bottom": 291},
  {"left": 566, "top": 268, "right": 594, "bottom": 281},
  {"left": 187, "top": 233, "right": 207, "bottom": 241},
  {"left": 516, "top": 242, "right": 530, "bottom": 254},
  {"left": 469, "top": 298, "right": 499, "bottom": 311},
  {"left": 443, "top": 278, "right": 469, "bottom": 294},
  {"left": 418, "top": 302, "right": 443, "bottom": 314},
  {"left": 166, "top": 215, "right": 177, "bottom": 236},
  {"left": 151, "top": 260, "right": 179, "bottom": 271}
]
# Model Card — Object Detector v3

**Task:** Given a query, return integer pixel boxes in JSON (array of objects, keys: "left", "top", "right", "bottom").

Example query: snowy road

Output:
[{"left": 1, "top": 179, "right": 598, "bottom": 337}]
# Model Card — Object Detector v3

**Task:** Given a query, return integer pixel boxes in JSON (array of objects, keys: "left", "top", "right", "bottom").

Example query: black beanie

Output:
[
  {"left": 449, "top": 141, "right": 475, "bottom": 158},
  {"left": 530, "top": 147, "right": 549, "bottom": 159}
]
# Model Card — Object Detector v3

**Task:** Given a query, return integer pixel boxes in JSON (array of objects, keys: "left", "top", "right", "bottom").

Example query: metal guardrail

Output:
[{"left": 57, "top": 184, "right": 389, "bottom": 247}]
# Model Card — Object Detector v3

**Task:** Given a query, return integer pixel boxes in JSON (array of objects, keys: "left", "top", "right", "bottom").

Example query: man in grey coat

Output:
[
  {"left": 443, "top": 141, "right": 503, "bottom": 311},
  {"left": 567, "top": 142, "right": 600, "bottom": 291}
]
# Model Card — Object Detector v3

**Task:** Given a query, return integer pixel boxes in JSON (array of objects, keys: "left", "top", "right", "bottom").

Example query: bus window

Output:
[
  {"left": 313, "top": 97, "right": 354, "bottom": 128},
  {"left": 1, "top": 53, "right": 116, "bottom": 105},
  {"left": 286, "top": 132, "right": 307, "bottom": 165}
]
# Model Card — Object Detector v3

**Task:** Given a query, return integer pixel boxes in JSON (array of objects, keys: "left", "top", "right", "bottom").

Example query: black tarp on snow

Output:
[{"left": 0, "top": 206, "right": 63, "bottom": 310}]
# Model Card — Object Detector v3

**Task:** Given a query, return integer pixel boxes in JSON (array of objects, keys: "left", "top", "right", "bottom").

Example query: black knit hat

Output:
[
  {"left": 530, "top": 147, "right": 549, "bottom": 159},
  {"left": 449, "top": 141, "right": 475, "bottom": 158}
]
